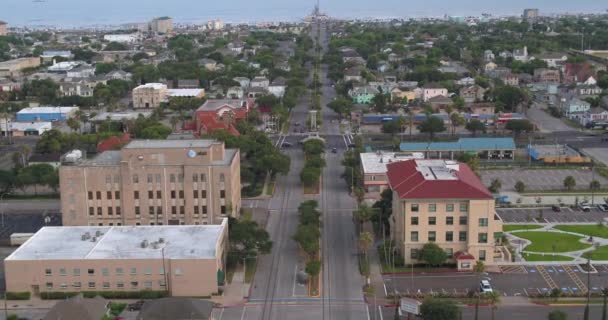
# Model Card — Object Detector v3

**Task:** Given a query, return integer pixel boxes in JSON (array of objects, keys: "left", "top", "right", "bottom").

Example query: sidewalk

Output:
[
  {"left": 212, "top": 268, "right": 249, "bottom": 306},
  {"left": 368, "top": 242, "right": 386, "bottom": 299}
]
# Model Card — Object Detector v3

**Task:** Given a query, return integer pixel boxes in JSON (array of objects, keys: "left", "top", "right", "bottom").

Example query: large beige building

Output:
[
  {"left": 149, "top": 17, "right": 173, "bottom": 34},
  {"left": 0, "top": 57, "right": 41, "bottom": 77},
  {"left": 132, "top": 83, "right": 167, "bottom": 109},
  {"left": 387, "top": 160, "right": 505, "bottom": 270},
  {"left": 4, "top": 220, "right": 227, "bottom": 297},
  {"left": 59, "top": 139, "right": 241, "bottom": 226}
]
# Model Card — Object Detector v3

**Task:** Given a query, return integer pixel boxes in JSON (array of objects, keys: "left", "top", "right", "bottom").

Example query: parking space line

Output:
[
  {"left": 563, "top": 265, "right": 588, "bottom": 293},
  {"left": 537, "top": 266, "right": 558, "bottom": 290}
]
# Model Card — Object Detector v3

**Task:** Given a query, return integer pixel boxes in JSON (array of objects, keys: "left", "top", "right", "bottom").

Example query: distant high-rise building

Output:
[
  {"left": 149, "top": 16, "right": 173, "bottom": 34},
  {"left": 523, "top": 8, "right": 539, "bottom": 22},
  {"left": 0, "top": 20, "right": 7, "bottom": 36}
]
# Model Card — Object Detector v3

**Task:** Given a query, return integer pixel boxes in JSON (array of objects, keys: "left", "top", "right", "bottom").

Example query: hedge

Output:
[
  {"left": 5, "top": 292, "right": 30, "bottom": 300},
  {"left": 41, "top": 290, "right": 168, "bottom": 300}
]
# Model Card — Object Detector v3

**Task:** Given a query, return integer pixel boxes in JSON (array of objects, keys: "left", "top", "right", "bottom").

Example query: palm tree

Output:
[
  {"left": 18, "top": 145, "right": 31, "bottom": 167},
  {"left": 473, "top": 261, "right": 485, "bottom": 320},
  {"left": 602, "top": 287, "right": 608, "bottom": 320},
  {"left": 487, "top": 290, "right": 501, "bottom": 320},
  {"left": 170, "top": 116, "right": 179, "bottom": 132},
  {"left": 358, "top": 231, "right": 373, "bottom": 282},
  {"left": 450, "top": 113, "right": 465, "bottom": 136},
  {"left": 406, "top": 108, "right": 414, "bottom": 139},
  {"left": 354, "top": 204, "right": 374, "bottom": 232}
]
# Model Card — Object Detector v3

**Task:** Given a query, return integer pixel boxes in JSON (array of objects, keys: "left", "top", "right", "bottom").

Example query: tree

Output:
[
  {"left": 465, "top": 120, "right": 486, "bottom": 136},
  {"left": 139, "top": 124, "right": 172, "bottom": 139},
  {"left": 487, "top": 290, "right": 501, "bottom": 320},
  {"left": 418, "top": 116, "right": 446, "bottom": 139},
  {"left": 372, "top": 93, "right": 388, "bottom": 113},
  {"left": 457, "top": 153, "right": 480, "bottom": 175},
  {"left": 66, "top": 117, "right": 81, "bottom": 133},
  {"left": 489, "top": 178, "right": 502, "bottom": 193},
  {"left": 305, "top": 259, "right": 321, "bottom": 277},
  {"left": 505, "top": 119, "right": 533, "bottom": 136},
  {"left": 515, "top": 180, "right": 526, "bottom": 193},
  {"left": 302, "top": 139, "right": 325, "bottom": 156},
  {"left": 547, "top": 310, "right": 567, "bottom": 320},
  {"left": 450, "top": 113, "right": 465, "bottom": 136},
  {"left": 564, "top": 176, "right": 576, "bottom": 191},
  {"left": 293, "top": 224, "right": 320, "bottom": 256},
  {"left": 419, "top": 242, "right": 447, "bottom": 267},
  {"left": 591, "top": 180, "right": 601, "bottom": 191},
  {"left": 229, "top": 218, "right": 272, "bottom": 257},
  {"left": 382, "top": 119, "right": 402, "bottom": 135},
  {"left": 354, "top": 204, "right": 374, "bottom": 230},
  {"left": 494, "top": 86, "right": 527, "bottom": 112},
  {"left": 602, "top": 288, "right": 608, "bottom": 320},
  {"left": 420, "top": 298, "right": 460, "bottom": 320},
  {"left": 358, "top": 232, "right": 373, "bottom": 261},
  {"left": 103, "top": 41, "right": 128, "bottom": 51},
  {"left": 327, "top": 98, "right": 353, "bottom": 118}
]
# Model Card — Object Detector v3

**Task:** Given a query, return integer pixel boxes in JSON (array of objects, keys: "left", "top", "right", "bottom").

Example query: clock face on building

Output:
[{"left": 187, "top": 149, "right": 197, "bottom": 158}]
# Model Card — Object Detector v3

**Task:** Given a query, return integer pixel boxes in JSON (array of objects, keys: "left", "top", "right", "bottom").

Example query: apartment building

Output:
[
  {"left": 0, "top": 21, "right": 7, "bottom": 36},
  {"left": 4, "top": 220, "right": 227, "bottom": 297},
  {"left": 149, "top": 17, "right": 173, "bottom": 34},
  {"left": 387, "top": 160, "right": 504, "bottom": 270},
  {"left": 132, "top": 83, "right": 167, "bottom": 109},
  {"left": 59, "top": 139, "right": 240, "bottom": 226}
]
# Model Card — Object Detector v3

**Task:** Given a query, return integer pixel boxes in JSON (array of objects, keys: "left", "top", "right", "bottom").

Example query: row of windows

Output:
[
  {"left": 411, "top": 217, "right": 488, "bottom": 227},
  {"left": 410, "top": 249, "right": 486, "bottom": 261},
  {"left": 133, "top": 173, "right": 224, "bottom": 184},
  {"left": 410, "top": 231, "right": 490, "bottom": 243},
  {"left": 136, "top": 205, "right": 210, "bottom": 216},
  {"left": 45, "top": 267, "right": 179, "bottom": 276},
  {"left": 88, "top": 191, "right": 120, "bottom": 201},
  {"left": 46, "top": 280, "right": 166, "bottom": 290},
  {"left": 88, "top": 207, "right": 122, "bottom": 216},
  {"left": 410, "top": 202, "right": 468, "bottom": 213}
]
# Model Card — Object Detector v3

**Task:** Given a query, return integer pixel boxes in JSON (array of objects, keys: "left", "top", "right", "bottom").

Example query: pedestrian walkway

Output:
[
  {"left": 214, "top": 268, "right": 249, "bottom": 306},
  {"left": 368, "top": 241, "right": 385, "bottom": 299}
]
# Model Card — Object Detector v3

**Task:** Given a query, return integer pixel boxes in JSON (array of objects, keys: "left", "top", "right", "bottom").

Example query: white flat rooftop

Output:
[
  {"left": 168, "top": 89, "right": 204, "bottom": 97},
  {"left": 17, "top": 106, "right": 78, "bottom": 114},
  {"left": 6, "top": 220, "right": 226, "bottom": 261},
  {"left": 415, "top": 159, "right": 460, "bottom": 180},
  {"left": 360, "top": 152, "right": 425, "bottom": 174},
  {"left": 134, "top": 83, "right": 167, "bottom": 90}
]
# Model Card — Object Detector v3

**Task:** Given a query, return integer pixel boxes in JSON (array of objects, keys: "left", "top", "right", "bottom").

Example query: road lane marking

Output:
[{"left": 378, "top": 305, "right": 384, "bottom": 320}]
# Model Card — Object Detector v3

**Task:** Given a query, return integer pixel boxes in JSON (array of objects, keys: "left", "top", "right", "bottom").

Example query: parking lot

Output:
[
  {"left": 481, "top": 169, "right": 606, "bottom": 191},
  {"left": 497, "top": 207, "right": 608, "bottom": 223},
  {"left": 0, "top": 212, "right": 62, "bottom": 242},
  {"left": 383, "top": 264, "right": 608, "bottom": 297}
]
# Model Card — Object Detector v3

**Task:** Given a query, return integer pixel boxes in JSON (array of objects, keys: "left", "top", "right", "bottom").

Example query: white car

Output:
[
  {"left": 599, "top": 204, "right": 608, "bottom": 212},
  {"left": 579, "top": 202, "right": 592, "bottom": 212},
  {"left": 480, "top": 280, "right": 493, "bottom": 294}
]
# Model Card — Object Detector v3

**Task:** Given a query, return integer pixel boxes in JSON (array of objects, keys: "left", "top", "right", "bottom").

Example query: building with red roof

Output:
[
  {"left": 194, "top": 99, "right": 252, "bottom": 136},
  {"left": 386, "top": 160, "right": 506, "bottom": 268}
]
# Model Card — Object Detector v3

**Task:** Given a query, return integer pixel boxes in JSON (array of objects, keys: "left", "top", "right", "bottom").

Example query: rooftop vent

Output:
[
  {"left": 91, "top": 236, "right": 97, "bottom": 242},
  {"left": 151, "top": 242, "right": 160, "bottom": 249},
  {"left": 158, "top": 237, "right": 165, "bottom": 243},
  {"left": 140, "top": 240, "right": 149, "bottom": 248},
  {"left": 95, "top": 230, "right": 102, "bottom": 237}
]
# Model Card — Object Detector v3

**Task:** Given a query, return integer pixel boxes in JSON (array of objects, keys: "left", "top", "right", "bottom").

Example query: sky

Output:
[{"left": 1, "top": 0, "right": 607, "bottom": 27}]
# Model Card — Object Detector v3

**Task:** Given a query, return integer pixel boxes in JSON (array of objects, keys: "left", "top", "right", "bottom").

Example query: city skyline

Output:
[{"left": 1, "top": 0, "right": 607, "bottom": 27}]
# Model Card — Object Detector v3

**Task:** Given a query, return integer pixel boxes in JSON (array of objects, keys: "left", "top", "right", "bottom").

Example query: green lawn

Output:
[
  {"left": 512, "top": 231, "right": 592, "bottom": 252},
  {"left": 503, "top": 224, "right": 543, "bottom": 232},
  {"left": 582, "top": 246, "right": 608, "bottom": 260},
  {"left": 553, "top": 225, "right": 608, "bottom": 238},
  {"left": 522, "top": 252, "right": 575, "bottom": 262}
]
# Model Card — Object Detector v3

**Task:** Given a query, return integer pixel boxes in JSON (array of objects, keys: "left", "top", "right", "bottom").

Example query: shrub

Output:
[
  {"left": 41, "top": 290, "right": 167, "bottom": 300},
  {"left": 5, "top": 292, "right": 31, "bottom": 300}
]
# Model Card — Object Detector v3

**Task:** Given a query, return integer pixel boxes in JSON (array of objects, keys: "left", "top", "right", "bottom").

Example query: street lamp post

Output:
[{"left": 1, "top": 192, "right": 11, "bottom": 228}]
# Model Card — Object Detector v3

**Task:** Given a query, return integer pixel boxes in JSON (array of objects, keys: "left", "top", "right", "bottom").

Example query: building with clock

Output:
[{"left": 59, "top": 139, "right": 240, "bottom": 227}]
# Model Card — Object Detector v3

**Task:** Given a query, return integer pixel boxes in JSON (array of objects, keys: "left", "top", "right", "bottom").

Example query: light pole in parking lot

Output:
[{"left": 0, "top": 191, "right": 11, "bottom": 228}]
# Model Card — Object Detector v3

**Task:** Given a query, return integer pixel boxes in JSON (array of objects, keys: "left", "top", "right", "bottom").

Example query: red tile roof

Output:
[
  {"left": 386, "top": 160, "right": 493, "bottom": 200},
  {"left": 454, "top": 251, "right": 475, "bottom": 260}
]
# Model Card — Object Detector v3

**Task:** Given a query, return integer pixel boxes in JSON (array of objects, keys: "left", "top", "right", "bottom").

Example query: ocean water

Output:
[{"left": 1, "top": 0, "right": 607, "bottom": 27}]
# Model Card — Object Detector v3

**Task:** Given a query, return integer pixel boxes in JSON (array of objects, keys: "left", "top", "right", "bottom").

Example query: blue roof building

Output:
[{"left": 400, "top": 138, "right": 516, "bottom": 160}]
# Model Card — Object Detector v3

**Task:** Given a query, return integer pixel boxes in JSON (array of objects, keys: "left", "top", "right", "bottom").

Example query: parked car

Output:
[
  {"left": 551, "top": 205, "right": 561, "bottom": 212},
  {"left": 598, "top": 204, "right": 608, "bottom": 212},
  {"left": 480, "top": 280, "right": 493, "bottom": 294},
  {"left": 579, "top": 202, "right": 592, "bottom": 212},
  {"left": 282, "top": 142, "right": 293, "bottom": 148},
  {"left": 127, "top": 300, "right": 145, "bottom": 311},
  {"left": 331, "top": 148, "right": 337, "bottom": 153}
]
